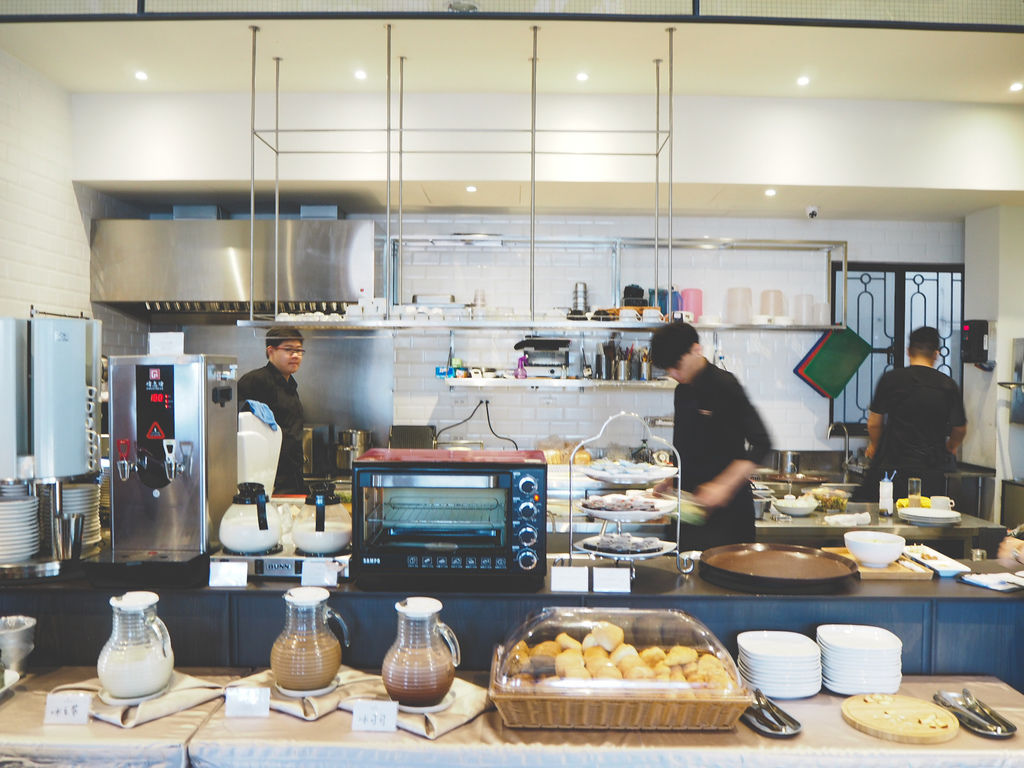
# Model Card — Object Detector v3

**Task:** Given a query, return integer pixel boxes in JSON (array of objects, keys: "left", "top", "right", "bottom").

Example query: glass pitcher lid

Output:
[
  {"left": 396, "top": 596, "right": 443, "bottom": 618},
  {"left": 285, "top": 586, "right": 330, "bottom": 606},
  {"left": 110, "top": 590, "right": 159, "bottom": 610}
]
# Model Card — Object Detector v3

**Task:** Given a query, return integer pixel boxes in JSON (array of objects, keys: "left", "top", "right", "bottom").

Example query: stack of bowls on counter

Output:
[
  {"left": 0, "top": 489, "right": 39, "bottom": 562},
  {"left": 736, "top": 630, "right": 822, "bottom": 698},
  {"left": 817, "top": 624, "right": 902, "bottom": 694}
]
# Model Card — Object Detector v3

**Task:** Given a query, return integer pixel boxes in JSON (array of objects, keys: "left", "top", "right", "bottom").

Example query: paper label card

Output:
[
  {"left": 209, "top": 560, "right": 248, "bottom": 587},
  {"left": 550, "top": 565, "right": 590, "bottom": 592},
  {"left": 225, "top": 686, "right": 271, "bottom": 717},
  {"left": 592, "top": 567, "right": 632, "bottom": 593},
  {"left": 300, "top": 559, "right": 340, "bottom": 587},
  {"left": 351, "top": 699, "right": 398, "bottom": 732},
  {"left": 44, "top": 692, "right": 91, "bottom": 724}
]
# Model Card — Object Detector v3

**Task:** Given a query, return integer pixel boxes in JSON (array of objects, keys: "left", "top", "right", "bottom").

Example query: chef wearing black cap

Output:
[
  {"left": 651, "top": 322, "right": 773, "bottom": 549},
  {"left": 238, "top": 327, "right": 306, "bottom": 494}
]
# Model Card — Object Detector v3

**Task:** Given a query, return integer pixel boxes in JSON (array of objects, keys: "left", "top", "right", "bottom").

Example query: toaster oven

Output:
[{"left": 351, "top": 449, "right": 546, "bottom": 591}]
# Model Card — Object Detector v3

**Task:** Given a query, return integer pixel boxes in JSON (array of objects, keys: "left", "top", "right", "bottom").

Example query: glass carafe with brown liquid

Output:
[
  {"left": 382, "top": 597, "right": 461, "bottom": 707},
  {"left": 270, "top": 587, "right": 349, "bottom": 695}
]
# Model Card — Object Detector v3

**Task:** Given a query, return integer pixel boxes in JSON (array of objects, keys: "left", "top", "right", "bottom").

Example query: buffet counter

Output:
[{"left": 1, "top": 669, "right": 1021, "bottom": 768}]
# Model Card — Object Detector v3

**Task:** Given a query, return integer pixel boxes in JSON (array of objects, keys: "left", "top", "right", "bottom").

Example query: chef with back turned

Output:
[
  {"left": 650, "top": 322, "right": 773, "bottom": 549},
  {"left": 237, "top": 326, "right": 306, "bottom": 495}
]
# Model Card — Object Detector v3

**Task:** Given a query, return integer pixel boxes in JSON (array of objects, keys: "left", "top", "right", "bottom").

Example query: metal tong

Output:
[
  {"left": 933, "top": 689, "right": 1018, "bottom": 738},
  {"left": 741, "top": 688, "right": 802, "bottom": 738}
]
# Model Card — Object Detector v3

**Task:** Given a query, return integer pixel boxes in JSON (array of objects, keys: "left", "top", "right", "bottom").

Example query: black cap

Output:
[{"left": 266, "top": 326, "right": 303, "bottom": 346}]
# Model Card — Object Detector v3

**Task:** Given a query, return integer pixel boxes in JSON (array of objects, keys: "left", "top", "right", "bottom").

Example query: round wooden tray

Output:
[{"left": 841, "top": 693, "right": 959, "bottom": 744}]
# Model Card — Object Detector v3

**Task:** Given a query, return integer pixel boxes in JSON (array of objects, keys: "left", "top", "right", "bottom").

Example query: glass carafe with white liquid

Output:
[
  {"left": 97, "top": 591, "right": 174, "bottom": 700},
  {"left": 292, "top": 484, "right": 352, "bottom": 555}
]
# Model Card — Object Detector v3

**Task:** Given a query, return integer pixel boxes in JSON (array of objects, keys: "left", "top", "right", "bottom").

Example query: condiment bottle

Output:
[
  {"left": 382, "top": 597, "right": 461, "bottom": 707},
  {"left": 879, "top": 479, "right": 894, "bottom": 517}
]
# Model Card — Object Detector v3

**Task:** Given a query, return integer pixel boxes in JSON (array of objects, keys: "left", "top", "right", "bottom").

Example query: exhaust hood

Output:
[{"left": 91, "top": 219, "right": 384, "bottom": 314}]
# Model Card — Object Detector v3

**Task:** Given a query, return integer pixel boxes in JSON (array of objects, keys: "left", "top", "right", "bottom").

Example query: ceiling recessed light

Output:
[
  {"left": 465, "top": 185, "right": 477, "bottom": 193},
  {"left": 764, "top": 188, "right": 777, "bottom": 197},
  {"left": 134, "top": 70, "right": 148, "bottom": 81},
  {"left": 796, "top": 76, "right": 810, "bottom": 87},
  {"left": 1011, "top": 82, "right": 1023, "bottom": 92},
  {"left": 576, "top": 72, "right": 589, "bottom": 82},
  {"left": 354, "top": 69, "right": 367, "bottom": 80}
]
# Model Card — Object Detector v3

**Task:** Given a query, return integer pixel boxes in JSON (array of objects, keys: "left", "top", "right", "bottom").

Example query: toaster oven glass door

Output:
[{"left": 360, "top": 473, "right": 509, "bottom": 551}]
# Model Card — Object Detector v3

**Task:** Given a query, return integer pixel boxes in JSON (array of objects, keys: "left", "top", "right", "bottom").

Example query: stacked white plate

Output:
[
  {"left": 817, "top": 624, "right": 902, "bottom": 694},
  {"left": 736, "top": 630, "right": 822, "bottom": 699},
  {"left": 897, "top": 506, "right": 961, "bottom": 526},
  {"left": 0, "top": 496, "right": 40, "bottom": 562}
]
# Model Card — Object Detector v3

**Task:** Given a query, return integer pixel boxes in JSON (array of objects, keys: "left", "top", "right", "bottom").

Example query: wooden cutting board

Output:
[
  {"left": 822, "top": 547, "right": 933, "bottom": 580},
  {"left": 842, "top": 694, "right": 959, "bottom": 743}
]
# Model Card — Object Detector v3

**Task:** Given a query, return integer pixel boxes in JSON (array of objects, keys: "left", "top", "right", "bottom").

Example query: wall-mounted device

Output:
[{"left": 961, "top": 320, "right": 990, "bottom": 364}]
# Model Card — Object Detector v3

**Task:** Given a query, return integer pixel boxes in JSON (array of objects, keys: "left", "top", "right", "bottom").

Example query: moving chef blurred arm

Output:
[
  {"left": 946, "top": 424, "right": 966, "bottom": 455},
  {"left": 694, "top": 380, "right": 772, "bottom": 509},
  {"left": 866, "top": 411, "right": 884, "bottom": 460}
]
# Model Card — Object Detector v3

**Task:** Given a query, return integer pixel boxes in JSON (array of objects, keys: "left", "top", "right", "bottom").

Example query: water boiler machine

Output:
[{"left": 100, "top": 355, "right": 237, "bottom": 584}]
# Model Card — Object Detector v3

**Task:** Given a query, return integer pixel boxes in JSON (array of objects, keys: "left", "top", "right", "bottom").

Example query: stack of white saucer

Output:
[
  {"left": 817, "top": 624, "right": 902, "bottom": 694},
  {"left": 736, "top": 630, "right": 822, "bottom": 698},
  {"left": 897, "top": 507, "right": 961, "bottom": 526},
  {"left": 0, "top": 495, "right": 40, "bottom": 562}
]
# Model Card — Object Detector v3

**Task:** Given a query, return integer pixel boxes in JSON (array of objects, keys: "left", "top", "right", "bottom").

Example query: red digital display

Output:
[{"left": 150, "top": 393, "right": 165, "bottom": 403}]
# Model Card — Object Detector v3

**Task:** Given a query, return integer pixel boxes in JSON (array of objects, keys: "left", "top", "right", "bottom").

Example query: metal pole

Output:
[
  {"left": 654, "top": 58, "right": 661, "bottom": 314},
  {"left": 530, "top": 25, "right": 538, "bottom": 322},
  {"left": 667, "top": 27, "right": 675, "bottom": 305},
  {"left": 248, "top": 25, "right": 259, "bottom": 322},
  {"left": 385, "top": 24, "right": 392, "bottom": 318},
  {"left": 398, "top": 55, "right": 405, "bottom": 310},
  {"left": 274, "top": 56, "right": 281, "bottom": 321}
]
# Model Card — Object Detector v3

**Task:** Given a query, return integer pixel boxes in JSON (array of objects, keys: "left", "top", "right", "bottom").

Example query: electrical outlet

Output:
[
  {"left": 539, "top": 394, "right": 555, "bottom": 407},
  {"left": 452, "top": 395, "right": 468, "bottom": 407}
]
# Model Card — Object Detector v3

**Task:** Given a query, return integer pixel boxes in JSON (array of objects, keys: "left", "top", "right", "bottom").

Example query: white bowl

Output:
[
  {"left": 771, "top": 496, "right": 819, "bottom": 516},
  {"left": 844, "top": 531, "right": 906, "bottom": 568}
]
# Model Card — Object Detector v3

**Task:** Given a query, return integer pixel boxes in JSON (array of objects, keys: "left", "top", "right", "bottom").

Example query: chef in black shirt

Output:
[
  {"left": 237, "top": 327, "right": 306, "bottom": 494},
  {"left": 856, "top": 326, "right": 967, "bottom": 501},
  {"left": 651, "top": 322, "right": 773, "bottom": 549}
]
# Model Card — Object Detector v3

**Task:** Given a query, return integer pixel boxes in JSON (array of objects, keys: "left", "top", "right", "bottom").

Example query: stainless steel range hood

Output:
[{"left": 91, "top": 219, "right": 383, "bottom": 314}]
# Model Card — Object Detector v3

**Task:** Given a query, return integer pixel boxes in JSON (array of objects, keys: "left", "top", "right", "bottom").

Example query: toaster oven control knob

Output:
[
  {"left": 517, "top": 501, "right": 537, "bottom": 519},
  {"left": 517, "top": 548, "right": 539, "bottom": 571},
  {"left": 518, "top": 525, "right": 538, "bottom": 547},
  {"left": 518, "top": 476, "right": 537, "bottom": 495}
]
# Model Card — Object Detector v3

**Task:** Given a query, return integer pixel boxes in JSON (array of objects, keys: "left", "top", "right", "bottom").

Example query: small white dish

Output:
[
  {"left": 275, "top": 678, "right": 340, "bottom": 698},
  {"left": 397, "top": 690, "right": 455, "bottom": 714},
  {"left": 98, "top": 684, "right": 170, "bottom": 706}
]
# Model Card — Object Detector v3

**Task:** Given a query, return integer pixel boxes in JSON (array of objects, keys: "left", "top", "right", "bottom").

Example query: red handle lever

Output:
[{"left": 117, "top": 438, "right": 130, "bottom": 459}]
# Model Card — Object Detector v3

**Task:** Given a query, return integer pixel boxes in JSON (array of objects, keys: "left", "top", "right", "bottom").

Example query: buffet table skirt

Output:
[
  {"left": 0, "top": 667, "right": 232, "bottom": 768},
  {"left": 188, "top": 676, "right": 1024, "bottom": 768}
]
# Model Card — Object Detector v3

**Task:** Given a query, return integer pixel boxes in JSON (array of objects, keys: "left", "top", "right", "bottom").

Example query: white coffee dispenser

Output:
[{"left": 102, "top": 355, "right": 237, "bottom": 583}]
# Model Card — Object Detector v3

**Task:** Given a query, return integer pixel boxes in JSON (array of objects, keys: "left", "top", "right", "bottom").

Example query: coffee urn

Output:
[{"left": 91, "top": 355, "right": 237, "bottom": 585}]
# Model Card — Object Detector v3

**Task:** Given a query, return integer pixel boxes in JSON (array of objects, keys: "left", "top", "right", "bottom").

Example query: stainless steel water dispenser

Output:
[{"left": 105, "top": 355, "right": 237, "bottom": 578}]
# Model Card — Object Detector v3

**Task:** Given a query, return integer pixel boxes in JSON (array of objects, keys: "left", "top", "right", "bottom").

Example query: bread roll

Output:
[
  {"left": 562, "top": 666, "right": 592, "bottom": 680},
  {"left": 585, "top": 657, "right": 617, "bottom": 675},
  {"left": 639, "top": 647, "right": 667, "bottom": 666},
  {"left": 583, "top": 646, "right": 609, "bottom": 661},
  {"left": 665, "top": 645, "right": 699, "bottom": 666},
  {"left": 592, "top": 621, "right": 625, "bottom": 652},
  {"left": 531, "top": 640, "right": 561, "bottom": 658},
  {"left": 624, "top": 664, "right": 655, "bottom": 680},
  {"left": 581, "top": 633, "right": 599, "bottom": 650},
  {"left": 556, "top": 632, "right": 583, "bottom": 650},
  {"left": 555, "top": 649, "right": 586, "bottom": 677},
  {"left": 616, "top": 654, "right": 645, "bottom": 673},
  {"left": 609, "top": 643, "right": 638, "bottom": 665},
  {"left": 593, "top": 664, "right": 623, "bottom": 680}
]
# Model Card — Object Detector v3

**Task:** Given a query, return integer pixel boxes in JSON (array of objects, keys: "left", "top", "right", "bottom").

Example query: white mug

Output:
[{"left": 930, "top": 496, "right": 956, "bottom": 510}]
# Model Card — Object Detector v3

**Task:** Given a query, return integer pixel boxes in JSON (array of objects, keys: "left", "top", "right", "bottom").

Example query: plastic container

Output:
[
  {"left": 489, "top": 607, "right": 750, "bottom": 730},
  {"left": 237, "top": 411, "right": 282, "bottom": 495},
  {"left": 724, "top": 287, "right": 752, "bottom": 324}
]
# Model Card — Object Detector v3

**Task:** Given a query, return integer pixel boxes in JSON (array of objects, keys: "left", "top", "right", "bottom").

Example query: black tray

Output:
[{"left": 699, "top": 543, "right": 858, "bottom": 594}]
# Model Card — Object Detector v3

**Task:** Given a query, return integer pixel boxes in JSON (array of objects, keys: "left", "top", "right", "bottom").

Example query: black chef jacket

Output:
[
  {"left": 671, "top": 363, "right": 772, "bottom": 550},
  {"left": 238, "top": 362, "right": 305, "bottom": 495},
  {"left": 855, "top": 365, "right": 966, "bottom": 501}
]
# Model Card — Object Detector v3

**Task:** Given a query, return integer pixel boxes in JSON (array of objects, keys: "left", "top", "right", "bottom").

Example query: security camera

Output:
[{"left": 806, "top": 206, "right": 820, "bottom": 220}]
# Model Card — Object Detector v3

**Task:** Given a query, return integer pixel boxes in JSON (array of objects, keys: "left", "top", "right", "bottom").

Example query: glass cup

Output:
[{"left": 907, "top": 477, "right": 922, "bottom": 508}]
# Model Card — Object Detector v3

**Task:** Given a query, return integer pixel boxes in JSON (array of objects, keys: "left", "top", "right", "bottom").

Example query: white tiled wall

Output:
[{"left": 378, "top": 213, "right": 963, "bottom": 454}]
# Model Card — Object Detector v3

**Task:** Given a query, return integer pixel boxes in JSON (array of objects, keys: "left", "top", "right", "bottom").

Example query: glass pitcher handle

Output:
[
  {"left": 325, "top": 607, "right": 350, "bottom": 647},
  {"left": 147, "top": 615, "right": 173, "bottom": 659},
  {"left": 437, "top": 621, "right": 461, "bottom": 668}
]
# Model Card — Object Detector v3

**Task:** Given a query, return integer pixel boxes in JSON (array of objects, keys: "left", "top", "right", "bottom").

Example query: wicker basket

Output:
[{"left": 489, "top": 650, "right": 751, "bottom": 730}]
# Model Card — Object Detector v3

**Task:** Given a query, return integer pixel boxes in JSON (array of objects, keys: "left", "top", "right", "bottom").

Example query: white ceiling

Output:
[{"left": 1, "top": 18, "right": 1023, "bottom": 219}]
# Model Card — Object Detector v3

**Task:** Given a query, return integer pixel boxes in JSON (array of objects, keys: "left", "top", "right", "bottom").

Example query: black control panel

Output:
[{"left": 135, "top": 364, "right": 175, "bottom": 489}]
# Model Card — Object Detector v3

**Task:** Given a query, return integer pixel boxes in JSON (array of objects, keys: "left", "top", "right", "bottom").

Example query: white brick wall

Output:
[{"left": 373, "top": 212, "right": 963, "bottom": 454}]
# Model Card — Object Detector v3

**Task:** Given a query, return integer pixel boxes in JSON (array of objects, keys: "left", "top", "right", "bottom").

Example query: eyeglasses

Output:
[{"left": 275, "top": 346, "right": 306, "bottom": 356}]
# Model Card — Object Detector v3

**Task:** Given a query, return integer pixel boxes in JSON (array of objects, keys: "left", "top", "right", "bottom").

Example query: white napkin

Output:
[
  {"left": 52, "top": 671, "right": 223, "bottom": 728},
  {"left": 823, "top": 511, "right": 872, "bottom": 526}
]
